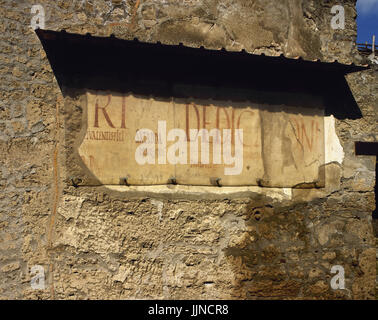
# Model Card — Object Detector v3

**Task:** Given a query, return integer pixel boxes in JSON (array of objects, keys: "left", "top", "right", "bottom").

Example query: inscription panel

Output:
[{"left": 76, "top": 91, "right": 325, "bottom": 187}]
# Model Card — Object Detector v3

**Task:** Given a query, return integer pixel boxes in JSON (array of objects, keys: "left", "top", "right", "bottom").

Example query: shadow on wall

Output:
[
  {"left": 34, "top": 29, "right": 375, "bottom": 299},
  {"left": 36, "top": 29, "right": 365, "bottom": 120},
  {"left": 355, "top": 142, "right": 378, "bottom": 235}
]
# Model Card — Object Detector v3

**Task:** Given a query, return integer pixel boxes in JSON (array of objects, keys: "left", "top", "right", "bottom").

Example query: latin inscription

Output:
[{"left": 77, "top": 91, "right": 324, "bottom": 187}]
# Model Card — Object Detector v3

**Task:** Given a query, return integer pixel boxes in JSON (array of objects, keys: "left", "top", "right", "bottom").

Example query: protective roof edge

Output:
[{"left": 35, "top": 29, "right": 369, "bottom": 74}]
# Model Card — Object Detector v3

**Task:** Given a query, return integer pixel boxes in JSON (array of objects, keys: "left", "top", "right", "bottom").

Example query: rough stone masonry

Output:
[{"left": 0, "top": 0, "right": 377, "bottom": 299}]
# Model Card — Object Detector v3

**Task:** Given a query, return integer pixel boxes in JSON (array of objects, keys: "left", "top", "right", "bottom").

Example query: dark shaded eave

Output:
[
  {"left": 35, "top": 29, "right": 368, "bottom": 119},
  {"left": 36, "top": 29, "right": 367, "bottom": 75}
]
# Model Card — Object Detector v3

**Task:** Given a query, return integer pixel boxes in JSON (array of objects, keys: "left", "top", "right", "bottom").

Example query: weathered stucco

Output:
[
  {"left": 74, "top": 91, "right": 325, "bottom": 187},
  {"left": 0, "top": 0, "right": 377, "bottom": 299}
]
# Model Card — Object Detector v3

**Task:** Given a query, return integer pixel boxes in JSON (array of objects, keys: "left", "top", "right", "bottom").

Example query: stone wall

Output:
[{"left": 0, "top": 0, "right": 376, "bottom": 299}]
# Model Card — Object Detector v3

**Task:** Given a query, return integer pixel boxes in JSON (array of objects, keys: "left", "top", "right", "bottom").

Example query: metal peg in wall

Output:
[
  {"left": 119, "top": 177, "right": 129, "bottom": 186},
  {"left": 168, "top": 177, "right": 177, "bottom": 185},
  {"left": 210, "top": 177, "right": 222, "bottom": 187}
]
